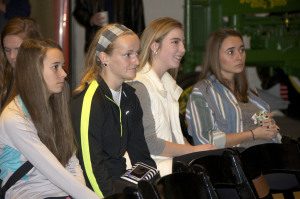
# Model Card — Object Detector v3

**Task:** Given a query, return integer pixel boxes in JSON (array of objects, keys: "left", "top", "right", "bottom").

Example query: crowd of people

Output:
[{"left": 0, "top": 7, "right": 284, "bottom": 199}]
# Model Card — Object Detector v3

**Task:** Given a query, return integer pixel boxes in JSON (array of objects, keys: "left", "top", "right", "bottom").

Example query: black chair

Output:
[
  {"left": 237, "top": 143, "right": 300, "bottom": 199},
  {"left": 189, "top": 149, "right": 258, "bottom": 199},
  {"left": 104, "top": 193, "right": 139, "bottom": 199},
  {"left": 138, "top": 171, "right": 218, "bottom": 199}
]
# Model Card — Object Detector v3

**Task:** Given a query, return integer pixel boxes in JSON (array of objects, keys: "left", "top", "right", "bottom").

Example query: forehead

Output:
[
  {"left": 44, "top": 48, "right": 64, "bottom": 62},
  {"left": 220, "top": 36, "right": 243, "bottom": 49},
  {"left": 112, "top": 34, "right": 140, "bottom": 50},
  {"left": 3, "top": 35, "right": 23, "bottom": 47},
  {"left": 163, "top": 27, "right": 184, "bottom": 41}
]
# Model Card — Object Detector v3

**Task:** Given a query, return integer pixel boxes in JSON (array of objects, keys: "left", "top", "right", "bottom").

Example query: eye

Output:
[
  {"left": 124, "top": 53, "right": 131, "bottom": 57},
  {"left": 52, "top": 65, "right": 59, "bottom": 70},
  {"left": 4, "top": 48, "right": 11, "bottom": 53},
  {"left": 227, "top": 50, "right": 233, "bottom": 55},
  {"left": 172, "top": 40, "right": 179, "bottom": 44},
  {"left": 239, "top": 48, "right": 245, "bottom": 53}
]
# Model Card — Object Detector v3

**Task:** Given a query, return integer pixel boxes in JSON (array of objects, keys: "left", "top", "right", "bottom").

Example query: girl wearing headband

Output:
[{"left": 71, "top": 24, "right": 156, "bottom": 197}]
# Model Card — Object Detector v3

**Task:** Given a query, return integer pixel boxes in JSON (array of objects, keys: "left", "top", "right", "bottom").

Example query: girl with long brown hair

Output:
[{"left": 0, "top": 39, "right": 101, "bottom": 199}]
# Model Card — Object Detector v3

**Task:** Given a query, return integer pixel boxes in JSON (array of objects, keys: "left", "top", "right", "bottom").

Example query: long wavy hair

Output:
[
  {"left": 200, "top": 28, "right": 250, "bottom": 102},
  {"left": 0, "top": 17, "right": 42, "bottom": 110},
  {"left": 138, "top": 17, "right": 182, "bottom": 75},
  {"left": 73, "top": 23, "right": 135, "bottom": 95},
  {"left": 7, "top": 39, "right": 76, "bottom": 166}
]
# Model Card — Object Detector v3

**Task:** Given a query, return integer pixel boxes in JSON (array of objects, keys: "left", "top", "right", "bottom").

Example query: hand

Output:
[
  {"left": 262, "top": 113, "right": 280, "bottom": 131},
  {"left": 253, "top": 126, "right": 278, "bottom": 140},
  {"left": 90, "top": 12, "right": 106, "bottom": 27},
  {"left": 193, "top": 144, "right": 218, "bottom": 152}
]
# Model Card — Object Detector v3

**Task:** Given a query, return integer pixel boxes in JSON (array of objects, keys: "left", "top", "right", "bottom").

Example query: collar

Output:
[{"left": 139, "top": 62, "right": 182, "bottom": 100}]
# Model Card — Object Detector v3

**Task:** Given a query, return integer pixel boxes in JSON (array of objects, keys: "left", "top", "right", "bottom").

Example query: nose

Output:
[
  {"left": 133, "top": 54, "right": 140, "bottom": 65},
  {"left": 61, "top": 69, "right": 67, "bottom": 78},
  {"left": 10, "top": 50, "right": 18, "bottom": 60},
  {"left": 180, "top": 42, "right": 186, "bottom": 54}
]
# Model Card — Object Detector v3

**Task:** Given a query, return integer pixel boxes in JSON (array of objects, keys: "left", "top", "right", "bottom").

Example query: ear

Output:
[
  {"left": 150, "top": 42, "right": 159, "bottom": 52},
  {"left": 99, "top": 52, "right": 109, "bottom": 65}
]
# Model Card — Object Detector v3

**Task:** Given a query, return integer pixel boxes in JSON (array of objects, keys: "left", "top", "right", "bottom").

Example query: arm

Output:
[
  {"left": 3, "top": 110, "right": 101, "bottom": 199},
  {"left": 65, "top": 154, "right": 86, "bottom": 185},
  {"left": 186, "top": 88, "right": 279, "bottom": 148},
  {"left": 126, "top": 94, "right": 157, "bottom": 168},
  {"left": 131, "top": 82, "right": 217, "bottom": 157},
  {"left": 80, "top": 97, "right": 116, "bottom": 197}
]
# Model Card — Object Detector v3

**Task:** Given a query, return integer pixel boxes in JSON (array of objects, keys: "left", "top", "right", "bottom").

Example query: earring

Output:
[
  {"left": 104, "top": 63, "right": 107, "bottom": 66},
  {"left": 153, "top": 50, "right": 158, "bottom": 55}
]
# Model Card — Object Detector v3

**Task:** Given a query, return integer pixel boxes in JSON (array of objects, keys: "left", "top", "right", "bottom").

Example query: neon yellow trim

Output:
[
  {"left": 289, "top": 75, "right": 300, "bottom": 94},
  {"left": 80, "top": 80, "right": 104, "bottom": 197},
  {"left": 105, "top": 95, "right": 123, "bottom": 137}
]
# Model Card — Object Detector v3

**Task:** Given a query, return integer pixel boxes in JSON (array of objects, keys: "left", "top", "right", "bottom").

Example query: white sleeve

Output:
[{"left": 2, "top": 110, "right": 101, "bottom": 199}]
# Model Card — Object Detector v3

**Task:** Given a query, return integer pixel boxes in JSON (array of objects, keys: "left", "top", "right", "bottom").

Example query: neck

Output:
[
  {"left": 151, "top": 61, "right": 167, "bottom": 79},
  {"left": 101, "top": 71, "right": 122, "bottom": 91}
]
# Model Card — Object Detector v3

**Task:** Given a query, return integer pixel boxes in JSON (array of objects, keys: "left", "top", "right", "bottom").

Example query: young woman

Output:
[
  {"left": 0, "top": 39, "right": 101, "bottom": 198},
  {"left": 186, "top": 28, "right": 281, "bottom": 149},
  {"left": 128, "top": 17, "right": 217, "bottom": 176},
  {"left": 70, "top": 24, "right": 156, "bottom": 198},
  {"left": 0, "top": 17, "right": 42, "bottom": 111}
]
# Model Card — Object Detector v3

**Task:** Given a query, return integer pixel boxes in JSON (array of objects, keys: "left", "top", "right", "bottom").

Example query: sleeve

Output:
[
  {"left": 186, "top": 88, "right": 226, "bottom": 148},
  {"left": 130, "top": 82, "right": 166, "bottom": 156},
  {"left": 73, "top": 0, "right": 93, "bottom": 27},
  {"left": 2, "top": 111, "right": 100, "bottom": 199},
  {"left": 65, "top": 154, "right": 86, "bottom": 185},
  {"left": 80, "top": 95, "right": 116, "bottom": 197},
  {"left": 126, "top": 93, "right": 157, "bottom": 168},
  {"left": 5, "top": 0, "right": 31, "bottom": 19}
]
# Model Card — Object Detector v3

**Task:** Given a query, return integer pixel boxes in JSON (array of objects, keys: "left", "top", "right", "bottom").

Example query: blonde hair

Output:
[
  {"left": 139, "top": 17, "right": 182, "bottom": 71},
  {"left": 73, "top": 23, "right": 135, "bottom": 95}
]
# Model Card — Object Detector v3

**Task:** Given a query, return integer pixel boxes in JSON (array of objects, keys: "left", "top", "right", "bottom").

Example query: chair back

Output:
[
  {"left": 138, "top": 172, "right": 218, "bottom": 199},
  {"left": 189, "top": 149, "right": 258, "bottom": 199}
]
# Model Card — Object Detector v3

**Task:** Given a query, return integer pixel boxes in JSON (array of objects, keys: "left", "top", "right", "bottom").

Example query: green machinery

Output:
[{"left": 183, "top": 0, "right": 300, "bottom": 78}]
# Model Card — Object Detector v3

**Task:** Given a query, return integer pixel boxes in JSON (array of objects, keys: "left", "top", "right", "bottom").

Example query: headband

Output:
[{"left": 96, "top": 24, "right": 131, "bottom": 61}]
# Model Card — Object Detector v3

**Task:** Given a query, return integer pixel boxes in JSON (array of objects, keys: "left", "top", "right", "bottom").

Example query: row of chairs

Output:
[{"left": 107, "top": 136, "right": 300, "bottom": 199}]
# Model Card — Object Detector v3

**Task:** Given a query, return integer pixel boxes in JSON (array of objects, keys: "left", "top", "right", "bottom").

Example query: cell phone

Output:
[{"left": 120, "top": 162, "right": 159, "bottom": 184}]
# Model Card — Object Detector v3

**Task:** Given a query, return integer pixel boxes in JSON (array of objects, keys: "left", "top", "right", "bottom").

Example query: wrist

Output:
[{"left": 250, "top": 130, "right": 255, "bottom": 140}]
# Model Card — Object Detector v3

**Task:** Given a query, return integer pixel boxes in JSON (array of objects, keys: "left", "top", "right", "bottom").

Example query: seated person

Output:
[
  {"left": 128, "top": 17, "right": 217, "bottom": 176},
  {"left": 186, "top": 28, "right": 281, "bottom": 149},
  {"left": 0, "top": 39, "right": 100, "bottom": 199},
  {"left": 70, "top": 24, "right": 156, "bottom": 198}
]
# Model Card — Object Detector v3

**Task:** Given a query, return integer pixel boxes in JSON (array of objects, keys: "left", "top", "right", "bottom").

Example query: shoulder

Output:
[{"left": 0, "top": 99, "right": 32, "bottom": 132}]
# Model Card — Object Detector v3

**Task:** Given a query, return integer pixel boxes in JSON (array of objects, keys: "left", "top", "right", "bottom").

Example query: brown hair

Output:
[
  {"left": 139, "top": 17, "right": 183, "bottom": 72},
  {"left": 200, "top": 28, "right": 250, "bottom": 102},
  {"left": 10, "top": 39, "right": 76, "bottom": 166},
  {"left": 0, "top": 17, "right": 42, "bottom": 110},
  {"left": 73, "top": 23, "right": 135, "bottom": 94}
]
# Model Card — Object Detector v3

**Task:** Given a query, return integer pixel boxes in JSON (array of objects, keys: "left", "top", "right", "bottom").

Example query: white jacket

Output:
[{"left": 133, "top": 63, "right": 184, "bottom": 176}]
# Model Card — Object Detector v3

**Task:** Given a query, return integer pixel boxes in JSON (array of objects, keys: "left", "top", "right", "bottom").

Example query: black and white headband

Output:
[{"left": 96, "top": 24, "right": 131, "bottom": 61}]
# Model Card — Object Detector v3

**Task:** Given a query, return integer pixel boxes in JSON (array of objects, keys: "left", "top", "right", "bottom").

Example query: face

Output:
[
  {"left": 43, "top": 48, "right": 67, "bottom": 95},
  {"left": 219, "top": 36, "right": 246, "bottom": 81},
  {"left": 105, "top": 34, "right": 140, "bottom": 81},
  {"left": 154, "top": 27, "right": 185, "bottom": 71},
  {"left": 3, "top": 35, "right": 23, "bottom": 68}
]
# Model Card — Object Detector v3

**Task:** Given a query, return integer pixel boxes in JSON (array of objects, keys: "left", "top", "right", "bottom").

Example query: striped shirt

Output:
[{"left": 186, "top": 75, "right": 281, "bottom": 148}]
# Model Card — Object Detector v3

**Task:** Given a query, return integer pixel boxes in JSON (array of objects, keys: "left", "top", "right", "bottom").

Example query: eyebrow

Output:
[{"left": 226, "top": 45, "right": 245, "bottom": 51}]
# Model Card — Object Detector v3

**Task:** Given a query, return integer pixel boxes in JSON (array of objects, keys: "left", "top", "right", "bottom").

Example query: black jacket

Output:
[
  {"left": 73, "top": 0, "right": 145, "bottom": 52},
  {"left": 70, "top": 76, "right": 156, "bottom": 197}
]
